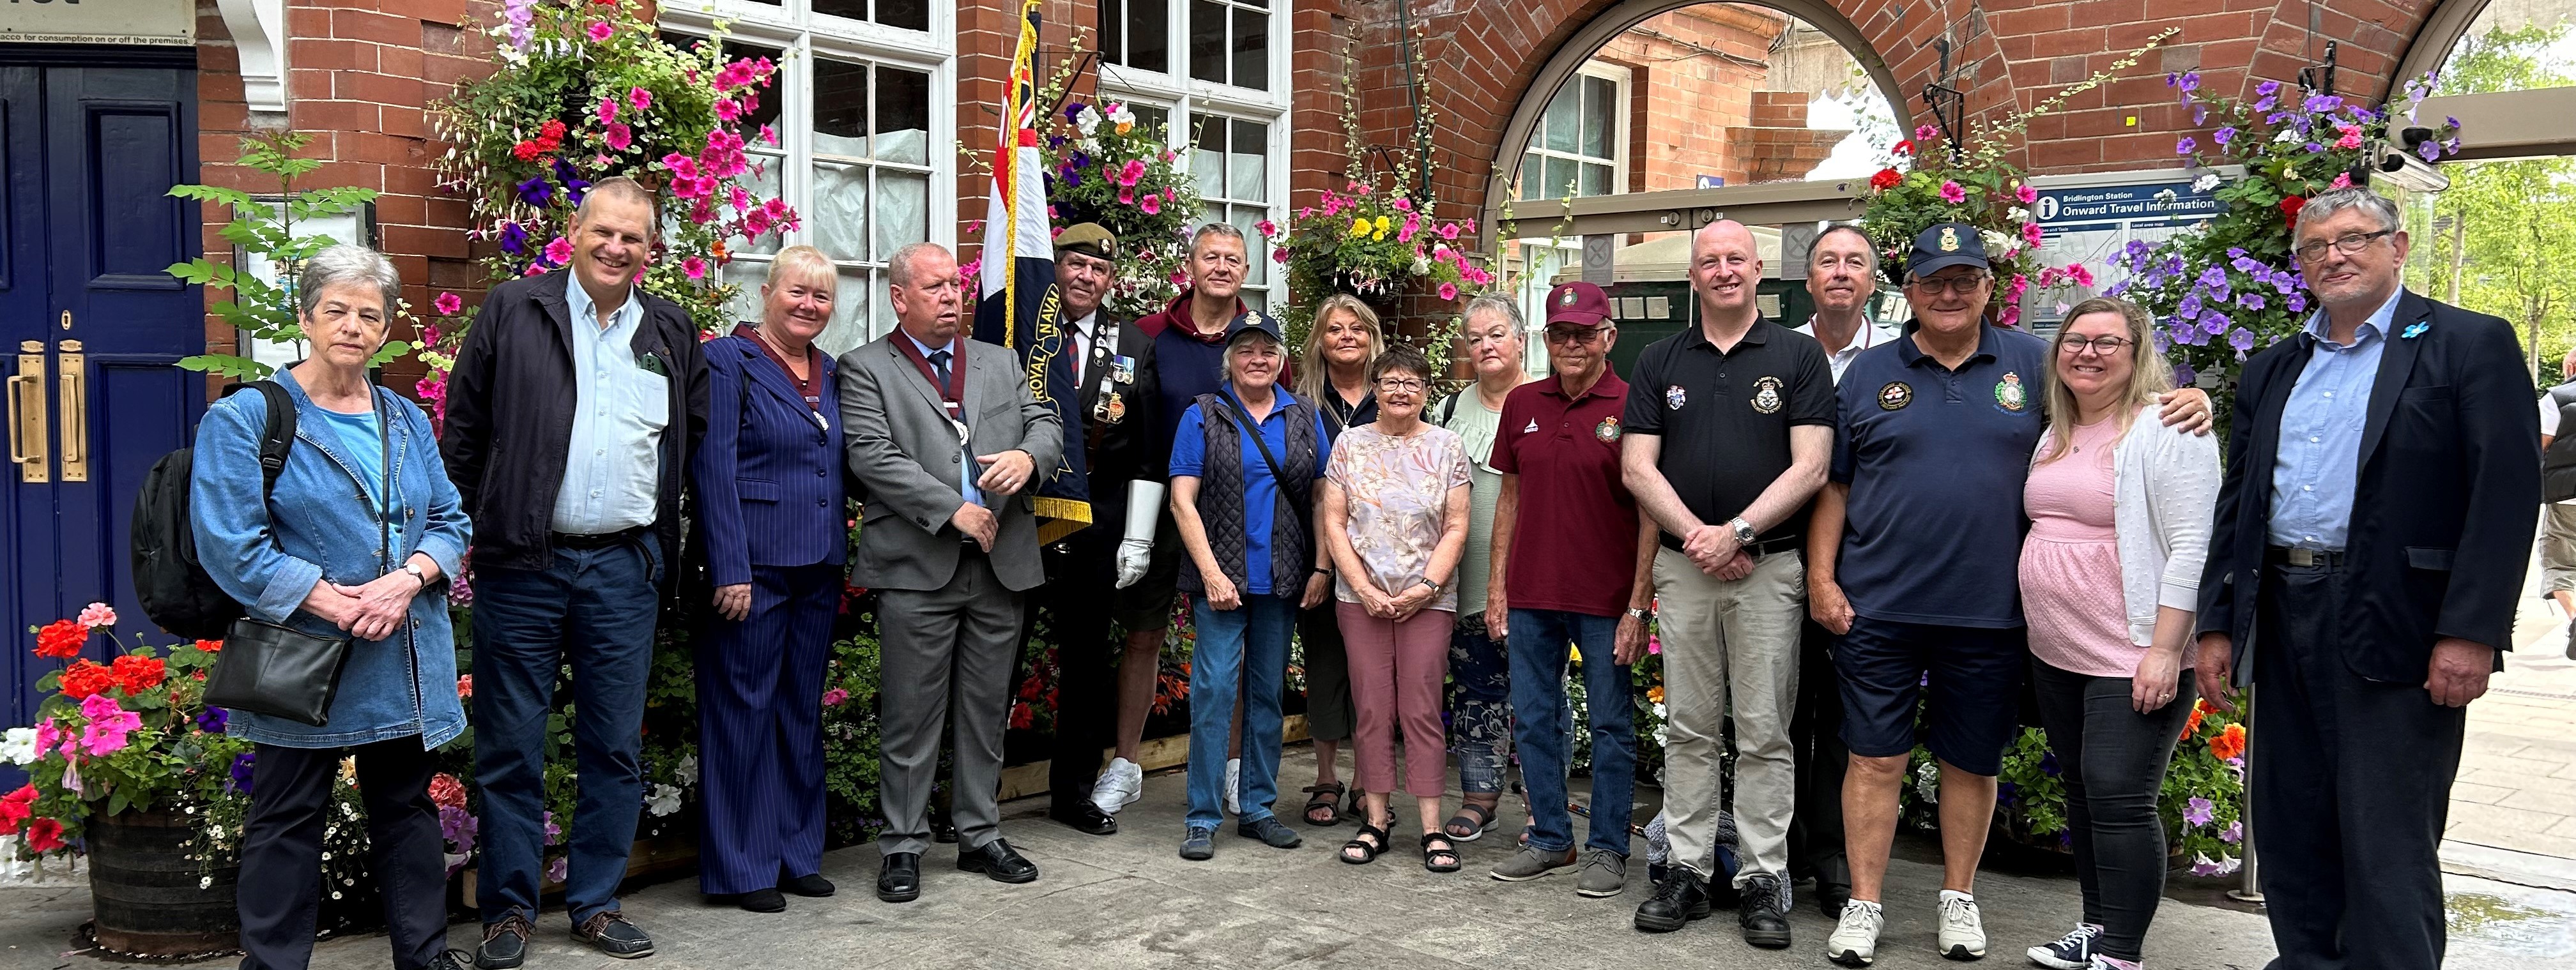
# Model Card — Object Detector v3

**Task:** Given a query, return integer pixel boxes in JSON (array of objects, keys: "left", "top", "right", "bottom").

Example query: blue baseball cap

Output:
[{"left": 1906, "top": 222, "right": 1991, "bottom": 279}]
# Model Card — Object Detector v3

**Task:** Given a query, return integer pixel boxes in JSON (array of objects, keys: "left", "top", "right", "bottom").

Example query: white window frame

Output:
[
  {"left": 660, "top": 3, "right": 955, "bottom": 351},
  {"left": 1098, "top": 0, "right": 1292, "bottom": 312},
  {"left": 1519, "top": 62, "right": 1630, "bottom": 202}
]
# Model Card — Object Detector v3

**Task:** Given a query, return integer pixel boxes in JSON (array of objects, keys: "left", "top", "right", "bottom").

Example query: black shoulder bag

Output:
[
  {"left": 204, "top": 391, "right": 387, "bottom": 726},
  {"left": 1207, "top": 395, "right": 1312, "bottom": 538}
]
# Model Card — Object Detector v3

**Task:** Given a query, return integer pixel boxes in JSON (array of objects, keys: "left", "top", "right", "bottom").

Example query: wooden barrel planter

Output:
[{"left": 86, "top": 808, "right": 240, "bottom": 957}]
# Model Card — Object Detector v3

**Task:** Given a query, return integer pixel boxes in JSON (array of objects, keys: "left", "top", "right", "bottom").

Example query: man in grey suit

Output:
[{"left": 837, "top": 241, "right": 1062, "bottom": 904}]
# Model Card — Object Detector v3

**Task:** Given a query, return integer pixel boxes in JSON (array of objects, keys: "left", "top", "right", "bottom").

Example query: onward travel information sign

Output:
[
  {"left": 2025, "top": 170, "right": 2230, "bottom": 329},
  {"left": 1, "top": 0, "right": 195, "bottom": 45}
]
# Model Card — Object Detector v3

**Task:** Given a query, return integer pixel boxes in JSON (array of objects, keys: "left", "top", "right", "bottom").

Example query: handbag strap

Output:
[
  {"left": 1208, "top": 395, "right": 1310, "bottom": 538},
  {"left": 374, "top": 389, "right": 395, "bottom": 570}
]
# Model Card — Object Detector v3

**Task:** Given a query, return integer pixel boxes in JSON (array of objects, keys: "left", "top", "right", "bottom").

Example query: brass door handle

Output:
[
  {"left": 10, "top": 345, "right": 48, "bottom": 483},
  {"left": 57, "top": 345, "right": 87, "bottom": 481}
]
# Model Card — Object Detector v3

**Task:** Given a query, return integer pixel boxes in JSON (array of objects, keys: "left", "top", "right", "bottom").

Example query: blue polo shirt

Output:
[
  {"left": 1168, "top": 388, "right": 1330, "bottom": 596},
  {"left": 1830, "top": 322, "right": 2050, "bottom": 628}
]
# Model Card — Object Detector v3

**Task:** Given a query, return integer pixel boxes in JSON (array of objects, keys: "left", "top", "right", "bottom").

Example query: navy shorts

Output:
[{"left": 1834, "top": 616, "right": 2028, "bottom": 777}]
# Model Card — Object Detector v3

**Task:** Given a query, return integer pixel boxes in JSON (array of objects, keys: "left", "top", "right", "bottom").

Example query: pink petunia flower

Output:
[
  {"left": 77, "top": 693, "right": 142, "bottom": 757},
  {"left": 1273, "top": 247, "right": 1290, "bottom": 264},
  {"left": 1437, "top": 282, "right": 1459, "bottom": 301},
  {"left": 1140, "top": 193, "right": 1162, "bottom": 215},
  {"left": 585, "top": 20, "right": 613, "bottom": 42},
  {"left": 1117, "top": 186, "right": 1136, "bottom": 205},
  {"left": 1915, "top": 124, "right": 1939, "bottom": 141},
  {"left": 2022, "top": 222, "right": 2044, "bottom": 246},
  {"left": 1939, "top": 181, "right": 1966, "bottom": 204},
  {"left": 759, "top": 125, "right": 779, "bottom": 148},
  {"left": 821, "top": 688, "right": 849, "bottom": 707},
  {"left": 628, "top": 86, "right": 653, "bottom": 111},
  {"left": 77, "top": 603, "right": 117, "bottom": 630},
  {"left": 433, "top": 292, "right": 463, "bottom": 316},
  {"left": 1116, "top": 159, "right": 1146, "bottom": 187},
  {"left": 1439, "top": 222, "right": 1461, "bottom": 241},
  {"left": 1256, "top": 220, "right": 1278, "bottom": 236},
  {"left": 2329, "top": 172, "right": 2353, "bottom": 190},
  {"left": 602, "top": 122, "right": 632, "bottom": 151},
  {"left": 681, "top": 256, "right": 707, "bottom": 280},
  {"left": 544, "top": 237, "right": 574, "bottom": 267},
  {"left": 2016, "top": 183, "right": 2038, "bottom": 204},
  {"left": 714, "top": 99, "right": 741, "bottom": 123},
  {"left": 595, "top": 96, "right": 618, "bottom": 125}
]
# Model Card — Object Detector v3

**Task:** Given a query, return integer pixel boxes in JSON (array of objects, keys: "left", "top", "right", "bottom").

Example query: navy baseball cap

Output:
[
  {"left": 1224, "top": 308, "right": 1284, "bottom": 348},
  {"left": 1906, "top": 222, "right": 1991, "bottom": 279}
]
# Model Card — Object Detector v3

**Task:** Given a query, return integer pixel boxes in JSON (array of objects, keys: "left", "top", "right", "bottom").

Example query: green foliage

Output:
[
  {"left": 2421, "top": 23, "right": 2576, "bottom": 367},
  {"left": 15, "top": 630, "right": 252, "bottom": 872},
  {"left": 1030, "top": 95, "right": 1209, "bottom": 320},
  {"left": 162, "top": 132, "right": 387, "bottom": 379}
]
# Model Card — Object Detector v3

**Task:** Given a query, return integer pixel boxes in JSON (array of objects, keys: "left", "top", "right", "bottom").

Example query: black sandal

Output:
[
  {"left": 1444, "top": 801, "right": 1496, "bottom": 842},
  {"left": 1302, "top": 782, "right": 1347, "bottom": 827},
  {"left": 1421, "top": 832, "right": 1462, "bottom": 873},
  {"left": 1338, "top": 822, "right": 1389, "bottom": 865}
]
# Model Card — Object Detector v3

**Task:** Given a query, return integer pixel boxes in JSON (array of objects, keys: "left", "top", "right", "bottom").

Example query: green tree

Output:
[{"left": 2426, "top": 22, "right": 2576, "bottom": 375}]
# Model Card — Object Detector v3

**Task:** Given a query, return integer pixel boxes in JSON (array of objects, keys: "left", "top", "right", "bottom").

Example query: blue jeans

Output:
[
  {"left": 1186, "top": 594, "right": 1294, "bottom": 829},
  {"left": 1508, "top": 609, "right": 1636, "bottom": 856},
  {"left": 471, "top": 541, "right": 660, "bottom": 925},
  {"left": 1448, "top": 614, "right": 1512, "bottom": 796}
]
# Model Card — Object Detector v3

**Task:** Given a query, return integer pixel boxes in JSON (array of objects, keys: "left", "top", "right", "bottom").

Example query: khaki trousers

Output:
[{"left": 1655, "top": 546, "right": 1804, "bottom": 886}]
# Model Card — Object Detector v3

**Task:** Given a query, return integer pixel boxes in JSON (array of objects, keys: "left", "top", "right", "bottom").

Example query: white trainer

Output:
[
  {"left": 1827, "top": 900, "right": 1884, "bottom": 967},
  {"left": 1939, "top": 893, "right": 1988, "bottom": 960},
  {"left": 1223, "top": 758, "right": 1242, "bottom": 815},
  {"left": 1091, "top": 757, "right": 1144, "bottom": 815}
]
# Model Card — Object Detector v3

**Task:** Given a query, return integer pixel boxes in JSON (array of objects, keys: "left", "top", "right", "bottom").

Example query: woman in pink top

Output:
[{"left": 2018, "top": 298, "right": 2219, "bottom": 970}]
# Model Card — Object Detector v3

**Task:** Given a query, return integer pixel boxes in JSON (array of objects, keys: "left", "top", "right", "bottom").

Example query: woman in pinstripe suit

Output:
[{"left": 689, "top": 246, "right": 850, "bottom": 912}]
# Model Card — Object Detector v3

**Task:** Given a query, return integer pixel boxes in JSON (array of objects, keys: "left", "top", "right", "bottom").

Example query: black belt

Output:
[
  {"left": 1660, "top": 533, "right": 1804, "bottom": 557},
  {"left": 552, "top": 527, "right": 648, "bottom": 550},
  {"left": 2264, "top": 545, "right": 2347, "bottom": 569}
]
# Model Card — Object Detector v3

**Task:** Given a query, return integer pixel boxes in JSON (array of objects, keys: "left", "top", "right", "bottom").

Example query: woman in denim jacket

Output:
[{"left": 191, "top": 245, "right": 473, "bottom": 970}]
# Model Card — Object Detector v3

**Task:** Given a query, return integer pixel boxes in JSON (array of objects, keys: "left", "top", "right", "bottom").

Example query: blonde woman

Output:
[
  {"left": 2017, "top": 298, "right": 2219, "bottom": 970},
  {"left": 1289, "top": 293, "right": 1383, "bottom": 826}
]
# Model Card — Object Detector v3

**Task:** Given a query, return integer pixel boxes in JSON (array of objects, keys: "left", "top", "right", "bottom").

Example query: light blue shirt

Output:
[
  {"left": 906, "top": 333, "right": 982, "bottom": 508},
  {"left": 310, "top": 405, "right": 398, "bottom": 520},
  {"left": 553, "top": 281, "right": 668, "bottom": 534},
  {"left": 2267, "top": 289, "right": 2404, "bottom": 550}
]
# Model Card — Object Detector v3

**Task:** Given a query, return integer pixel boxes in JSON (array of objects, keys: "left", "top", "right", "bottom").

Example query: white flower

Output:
[
  {"left": 200, "top": 876, "right": 213, "bottom": 890},
  {"left": 0, "top": 727, "right": 35, "bottom": 766},
  {"left": 675, "top": 754, "right": 700, "bottom": 787},
  {"left": 2009, "top": 207, "right": 2032, "bottom": 223},
  {"left": 2276, "top": 128, "right": 2303, "bottom": 144},
  {"left": 1107, "top": 102, "right": 1136, "bottom": 126},
  {"left": 1074, "top": 106, "right": 1102, "bottom": 136},
  {"left": 645, "top": 784, "right": 682, "bottom": 817},
  {"left": 1409, "top": 257, "right": 1431, "bottom": 275},
  {"left": 1981, "top": 230, "right": 2014, "bottom": 255},
  {"left": 1913, "top": 761, "right": 1940, "bottom": 803},
  {"left": 2193, "top": 172, "right": 2223, "bottom": 192}
]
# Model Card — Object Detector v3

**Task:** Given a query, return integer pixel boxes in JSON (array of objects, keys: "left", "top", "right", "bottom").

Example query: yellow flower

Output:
[
  {"left": 1115, "top": 121, "right": 1133, "bottom": 135},
  {"left": 1349, "top": 217, "right": 1371, "bottom": 238},
  {"left": 1646, "top": 686, "right": 1666, "bottom": 704},
  {"left": 1372, "top": 215, "right": 1391, "bottom": 239}
]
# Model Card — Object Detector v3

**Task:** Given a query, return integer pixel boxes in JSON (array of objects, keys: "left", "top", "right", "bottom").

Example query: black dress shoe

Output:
[
  {"left": 877, "top": 852, "right": 922, "bottom": 903},
  {"left": 957, "top": 838, "right": 1039, "bottom": 884},
  {"left": 1738, "top": 872, "right": 1793, "bottom": 948},
  {"left": 1050, "top": 801, "right": 1118, "bottom": 836},
  {"left": 1814, "top": 856, "right": 1853, "bottom": 919},
  {"left": 732, "top": 888, "right": 786, "bottom": 913},
  {"left": 931, "top": 817, "right": 960, "bottom": 844},
  {"left": 1634, "top": 868, "right": 1713, "bottom": 933},
  {"left": 475, "top": 913, "right": 532, "bottom": 969},
  {"left": 779, "top": 870, "right": 836, "bottom": 897},
  {"left": 571, "top": 911, "right": 654, "bottom": 960}
]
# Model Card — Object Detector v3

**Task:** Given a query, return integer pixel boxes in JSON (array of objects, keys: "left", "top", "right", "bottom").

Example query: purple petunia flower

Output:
[
  {"left": 2287, "top": 292, "right": 2309, "bottom": 313},
  {"left": 2220, "top": 821, "right": 2243, "bottom": 844},
  {"left": 2179, "top": 292, "right": 2204, "bottom": 317},
  {"left": 2304, "top": 94, "right": 2344, "bottom": 113},
  {"left": 2228, "top": 328, "right": 2257, "bottom": 352},
  {"left": 2185, "top": 796, "right": 2217, "bottom": 827},
  {"left": 2181, "top": 71, "right": 2202, "bottom": 92},
  {"left": 2201, "top": 311, "right": 2232, "bottom": 336},
  {"left": 229, "top": 751, "right": 257, "bottom": 794},
  {"left": 2238, "top": 292, "right": 2267, "bottom": 311},
  {"left": 2198, "top": 266, "right": 2230, "bottom": 289},
  {"left": 2419, "top": 139, "right": 2443, "bottom": 162},
  {"left": 2255, "top": 96, "right": 2278, "bottom": 112},
  {"left": 2193, "top": 103, "right": 2209, "bottom": 125},
  {"left": 2214, "top": 126, "right": 2237, "bottom": 147},
  {"left": 516, "top": 176, "right": 553, "bottom": 208},
  {"left": 196, "top": 707, "right": 228, "bottom": 734},
  {"left": 2040, "top": 752, "right": 2062, "bottom": 777},
  {"left": 2174, "top": 362, "right": 2197, "bottom": 386},
  {"left": 2257, "top": 79, "right": 2282, "bottom": 98},
  {"left": 2177, "top": 137, "right": 2198, "bottom": 155},
  {"left": 1998, "top": 782, "right": 2018, "bottom": 806},
  {"left": 498, "top": 221, "right": 528, "bottom": 255}
]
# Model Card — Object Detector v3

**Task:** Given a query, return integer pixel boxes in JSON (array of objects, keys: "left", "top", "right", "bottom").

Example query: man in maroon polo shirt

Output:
[{"left": 1483, "top": 282, "right": 1659, "bottom": 897}]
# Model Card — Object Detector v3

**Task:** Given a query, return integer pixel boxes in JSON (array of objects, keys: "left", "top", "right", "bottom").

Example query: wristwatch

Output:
[
  {"left": 1422, "top": 578, "right": 1446, "bottom": 595},
  {"left": 401, "top": 563, "right": 429, "bottom": 587},
  {"left": 1625, "top": 607, "right": 1653, "bottom": 622},
  {"left": 1729, "top": 517, "right": 1758, "bottom": 545}
]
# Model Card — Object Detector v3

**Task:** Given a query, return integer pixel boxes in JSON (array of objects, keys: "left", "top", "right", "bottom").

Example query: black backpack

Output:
[{"left": 131, "top": 381, "right": 298, "bottom": 640}]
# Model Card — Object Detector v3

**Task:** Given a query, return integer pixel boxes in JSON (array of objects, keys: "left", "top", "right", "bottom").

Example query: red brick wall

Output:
[
  {"left": 194, "top": 0, "right": 500, "bottom": 396},
  {"left": 1595, "top": 4, "right": 1786, "bottom": 190}
]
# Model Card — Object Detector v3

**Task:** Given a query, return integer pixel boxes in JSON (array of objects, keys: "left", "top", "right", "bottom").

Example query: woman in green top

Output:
[{"left": 1436, "top": 294, "right": 1533, "bottom": 840}]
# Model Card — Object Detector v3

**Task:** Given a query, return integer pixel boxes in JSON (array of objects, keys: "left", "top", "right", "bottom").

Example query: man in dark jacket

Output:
[
  {"left": 441, "top": 176, "right": 710, "bottom": 968},
  {"left": 2196, "top": 187, "right": 2539, "bottom": 970},
  {"left": 1025, "top": 224, "right": 1166, "bottom": 835}
]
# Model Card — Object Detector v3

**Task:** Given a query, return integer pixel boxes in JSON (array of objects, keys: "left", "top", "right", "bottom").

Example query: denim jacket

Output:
[{"left": 190, "top": 370, "right": 471, "bottom": 750}]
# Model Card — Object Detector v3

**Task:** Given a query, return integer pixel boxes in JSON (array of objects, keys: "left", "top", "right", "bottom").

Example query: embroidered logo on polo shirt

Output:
[
  {"left": 1878, "top": 381, "right": 1913, "bottom": 410},
  {"left": 1666, "top": 385, "right": 1687, "bottom": 411},
  {"left": 1524, "top": 418, "right": 1540, "bottom": 433},
  {"left": 1995, "top": 372, "right": 2028, "bottom": 413},
  {"left": 1596, "top": 416, "right": 1621, "bottom": 442},
  {"left": 1751, "top": 376, "right": 1784, "bottom": 414}
]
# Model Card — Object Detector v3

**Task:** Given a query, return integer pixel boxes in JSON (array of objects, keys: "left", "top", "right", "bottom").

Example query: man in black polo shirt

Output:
[{"left": 1622, "top": 220, "right": 1834, "bottom": 948}]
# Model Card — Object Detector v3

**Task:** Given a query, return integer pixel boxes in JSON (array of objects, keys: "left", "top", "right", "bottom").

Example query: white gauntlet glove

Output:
[{"left": 1114, "top": 480, "right": 1165, "bottom": 589}]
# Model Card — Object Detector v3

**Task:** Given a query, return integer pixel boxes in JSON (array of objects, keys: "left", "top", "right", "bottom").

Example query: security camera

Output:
[
  {"left": 2366, "top": 139, "right": 2451, "bottom": 193},
  {"left": 2397, "top": 126, "right": 2436, "bottom": 149}
]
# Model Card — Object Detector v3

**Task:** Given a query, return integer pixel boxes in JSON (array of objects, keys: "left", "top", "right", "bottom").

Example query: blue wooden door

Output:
[{"left": 1, "top": 59, "right": 202, "bottom": 753}]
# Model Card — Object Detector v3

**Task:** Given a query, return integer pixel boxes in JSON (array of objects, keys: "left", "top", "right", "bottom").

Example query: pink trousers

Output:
[{"left": 1336, "top": 602, "right": 1453, "bottom": 798}]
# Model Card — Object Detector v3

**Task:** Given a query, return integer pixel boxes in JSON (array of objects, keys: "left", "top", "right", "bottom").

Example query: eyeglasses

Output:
[
  {"left": 1546, "top": 327, "right": 1605, "bottom": 345},
  {"left": 1374, "top": 377, "right": 1427, "bottom": 393},
  {"left": 1907, "top": 275, "right": 1991, "bottom": 296},
  {"left": 2292, "top": 230, "right": 2393, "bottom": 264},
  {"left": 2059, "top": 335, "right": 2135, "bottom": 355}
]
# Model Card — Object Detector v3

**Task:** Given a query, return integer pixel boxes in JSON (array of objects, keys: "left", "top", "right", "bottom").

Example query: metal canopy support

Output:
[
  {"left": 2416, "top": 88, "right": 2576, "bottom": 162},
  {"left": 1497, "top": 178, "right": 1868, "bottom": 240}
]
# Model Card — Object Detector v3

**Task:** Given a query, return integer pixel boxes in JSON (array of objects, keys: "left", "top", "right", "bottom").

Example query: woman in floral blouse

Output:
[{"left": 1319, "top": 345, "right": 1473, "bottom": 872}]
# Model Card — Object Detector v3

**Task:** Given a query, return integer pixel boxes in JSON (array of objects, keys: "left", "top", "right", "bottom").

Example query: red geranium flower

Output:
[
  {"left": 512, "top": 140, "right": 542, "bottom": 163},
  {"left": 25, "top": 816, "right": 65, "bottom": 853},
  {"left": 111, "top": 655, "right": 167, "bottom": 693},
  {"left": 195, "top": 639, "right": 223, "bottom": 653},
  {"left": 0, "top": 784, "right": 34, "bottom": 835},
  {"left": 34, "top": 619, "right": 87, "bottom": 659},
  {"left": 2278, "top": 194, "right": 2306, "bottom": 222},
  {"left": 1892, "top": 139, "right": 1915, "bottom": 155},
  {"left": 58, "top": 660, "right": 116, "bottom": 700},
  {"left": 1869, "top": 167, "right": 1904, "bottom": 191}
]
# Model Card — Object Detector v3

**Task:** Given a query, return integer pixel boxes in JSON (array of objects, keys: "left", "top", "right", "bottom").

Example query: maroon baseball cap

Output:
[{"left": 1544, "top": 282, "right": 1613, "bottom": 328}]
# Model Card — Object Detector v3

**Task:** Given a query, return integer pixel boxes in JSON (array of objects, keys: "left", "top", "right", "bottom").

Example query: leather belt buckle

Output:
[{"left": 2285, "top": 547, "right": 2317, "bottom": 567}]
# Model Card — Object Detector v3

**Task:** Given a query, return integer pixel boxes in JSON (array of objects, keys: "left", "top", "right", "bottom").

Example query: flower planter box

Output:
[{"left": 86, "top": 809, "right": 239, "bottom": 957}]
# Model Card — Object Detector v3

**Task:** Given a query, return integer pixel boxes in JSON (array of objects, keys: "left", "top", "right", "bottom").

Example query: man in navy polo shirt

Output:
[
  {"left": 1813, "top": 223, "right": 2039, "bottom": 966},
  {"left": 1483, "top": 281, "right": 1659, "bottom": 898}
]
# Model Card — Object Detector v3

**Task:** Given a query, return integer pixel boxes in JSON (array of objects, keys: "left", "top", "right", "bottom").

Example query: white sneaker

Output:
[
  {"left": 1091, "top": 757, "right": 1144, "bottom": 815},
  {"left": 1827, "top": 900, "right": 1884, "bottom": 966},
  {"left": 1938, "top": 892, "right": 1988, "bottom": 960},
  {"left": 1223, "top": 759, "right": 1242, "bottom": 815}
]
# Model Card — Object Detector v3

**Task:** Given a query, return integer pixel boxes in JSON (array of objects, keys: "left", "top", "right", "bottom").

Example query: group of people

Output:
[{"left": 187, "top": 175, "right": 2538, "bottom": 970}]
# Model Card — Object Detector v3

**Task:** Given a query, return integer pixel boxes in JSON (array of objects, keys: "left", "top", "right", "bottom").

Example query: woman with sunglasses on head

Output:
[{"left": 2016, "top": 298, "right": 2218, "bottom": 970}]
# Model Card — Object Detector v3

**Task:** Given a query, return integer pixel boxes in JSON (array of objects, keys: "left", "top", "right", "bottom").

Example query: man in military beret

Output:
[{"left": 1032, "top": 223, "right": 1167, "bottom": 835}]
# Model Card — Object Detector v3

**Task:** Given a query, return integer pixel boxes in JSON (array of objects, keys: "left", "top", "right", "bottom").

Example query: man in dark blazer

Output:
[
  {"left": 1023, "top": 224, "right": 1165, "bottom": 836},
  {"left": 441, "top": 176, "right": 709, "bottom": 967},
  {"left": 2195, "top": 186, "right": 2540, "bottom": 970},
  {"left": 839, "top": 241, "right": 1062, "bottom": 904}
]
